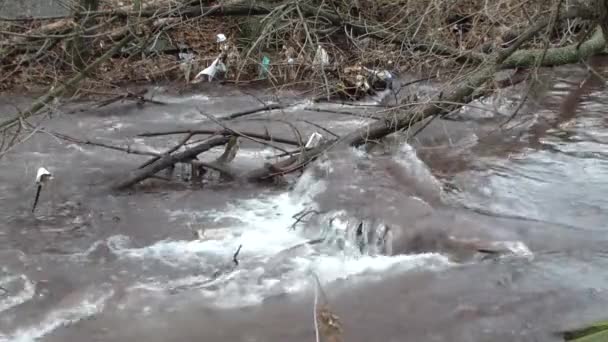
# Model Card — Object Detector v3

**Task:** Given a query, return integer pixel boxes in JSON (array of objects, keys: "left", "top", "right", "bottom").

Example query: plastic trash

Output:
[
  {"left": 32, "top": 167, "right": 52, "bottom": 213},
  {"left": 192, "top": 57, "right": 226, "bottom": 83},
  {"left": 355, "top": 74, "right": 371, "bottom": 92},
  {"left": 360, "top": 67, "right": 395, "bottom": 90},
  {"left": 313, "top": 45, "right": 329, "bottom": 68},
  {"left": 35, "top": 167, "right": 52, "bottom": 184},
  {"left": 259, "top": 56, "right": 271, "bottom": 78},
  {"left": 216, "top": 33, "right": 227, "bottom": 43},
  {"left": 305, "top": 132, "right": 324, "bottom": 149}
]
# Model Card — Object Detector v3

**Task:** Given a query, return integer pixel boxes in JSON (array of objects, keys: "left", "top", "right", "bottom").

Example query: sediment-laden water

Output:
[{"left": 0, "top": 63, "right": 607, "bottom": 342}]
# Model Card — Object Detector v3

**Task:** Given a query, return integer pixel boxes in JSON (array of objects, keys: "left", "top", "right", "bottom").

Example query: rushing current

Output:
[{"left": 0, "top": 60, "right": 607, "bottom": 342}]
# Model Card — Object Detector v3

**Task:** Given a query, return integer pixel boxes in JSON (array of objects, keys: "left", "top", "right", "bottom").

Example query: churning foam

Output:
[
  {"left": 105, "top": 156, "right": 453, "bottom": 308},
  {"left": 0, "top": 285, "right": 113, "bottom": 342},
  {"left": 0, "top": 275, "right": 35, "bottom": 313}
]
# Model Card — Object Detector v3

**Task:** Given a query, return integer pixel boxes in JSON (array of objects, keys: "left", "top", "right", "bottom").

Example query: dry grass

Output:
[{"left": 0, "top": 0, "right": 590, "bottom": 95}]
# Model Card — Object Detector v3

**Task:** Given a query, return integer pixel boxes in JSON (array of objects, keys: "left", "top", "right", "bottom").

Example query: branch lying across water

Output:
[
  {"left": 139, "top": 129, "right": 300, "bottom": 146},
  {"left": 341, "top": 18, "right": 605, "bottom": 147},
  {"left": 113, "top": 136, "right": 231, "bottom": 190},
  {"left": 501, "top": 28, "right": 606, "bottom": 69}
]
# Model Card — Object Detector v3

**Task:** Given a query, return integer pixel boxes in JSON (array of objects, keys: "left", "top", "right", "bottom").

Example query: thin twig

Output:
[{"left": 232, "top": 244, "right": 243, "bottom": 266}]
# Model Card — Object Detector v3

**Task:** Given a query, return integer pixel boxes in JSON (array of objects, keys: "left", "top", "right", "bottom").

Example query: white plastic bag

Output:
[
  {"left": 313, "top": 45, "right": 329, "bottom": 68},
  {"left": 193, "top": 57, "right": 226, "bottom": 83},
  {"left": 36, "top": 167, "right": 52, "bottom": 184}
]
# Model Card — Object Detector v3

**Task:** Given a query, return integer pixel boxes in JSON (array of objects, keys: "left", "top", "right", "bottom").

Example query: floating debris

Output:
[
  {"left": 32, "top": 167, "right": 53, "bottom": 213},
  {"left": 305, "top": 132, "right": 324, "bottom": 149}
]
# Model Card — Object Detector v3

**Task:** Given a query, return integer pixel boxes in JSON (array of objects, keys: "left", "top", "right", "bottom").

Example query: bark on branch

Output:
[{"left": 113, "top": 136, "right": 231, "bottom": 189}]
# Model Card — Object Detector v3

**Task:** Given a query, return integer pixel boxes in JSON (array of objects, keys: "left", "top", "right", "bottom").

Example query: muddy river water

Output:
[{"left": 0, "top": 61, "right": 607, "bottom": 342}]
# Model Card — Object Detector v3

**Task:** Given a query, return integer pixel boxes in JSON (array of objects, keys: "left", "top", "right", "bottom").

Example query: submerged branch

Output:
[
  {"left": 113, "top": 136, "right": 231, "bottom": 190},
  {"left": 138, "top": 129, "right": 300, "bottom": 146}
]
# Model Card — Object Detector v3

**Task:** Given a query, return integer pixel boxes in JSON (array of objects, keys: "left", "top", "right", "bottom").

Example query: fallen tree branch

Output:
[
  {"left": 138, "top": 128, "right": 300, "bottom": 146},
  {"left": 49, "top": 131, "right": 159, "bottom": 156},
  {"left": 218, "top": 103, "right": 287, "bottom": 121},
  {"left": 137, "top": 133, "right": 194, "bottom": 169},
  {"left": 113, "top": 136, "right": 231, "bottom": 190},
  {"left": 501, "top": 27, "right": 606, "bottom": 69},
  {"left": 342, "top": 12, "right": 568, "bottom": 147},
  {"left": 198, "top": 109, "right": 291, "bottom": 154},
  {"left": 0, "top": 32, "right": 135, "bottom": 131},
  {"left": 243, "top": 138, "right": 340, "bottom": 182},
  {"left": 92, "top": 89, "right": 168, "bottom": 108}
]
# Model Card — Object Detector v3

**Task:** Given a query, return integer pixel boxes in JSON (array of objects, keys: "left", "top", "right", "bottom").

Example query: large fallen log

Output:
[
  {"left": 501, "top": 28, "right": 606, "bottom": 69},
  {"left": 343, "top": 21, "right": 606, "bottom": 147},
  {"left": 113, "top": 23, "right": 606, "bottom": 188}
]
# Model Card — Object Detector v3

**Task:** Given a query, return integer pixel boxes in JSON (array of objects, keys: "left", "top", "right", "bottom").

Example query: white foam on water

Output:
[
  {"left": 0, "top": 275, "right": 35, "bottom": 313},
  {"left": 490, "top": 240, "right": 534, "bottom": 260},
  {"left": 235, "top": 147, "right": 280, "bottom": 160},
  {"left": 0, "top": 286, "right": 113, "bottom": 342},
  {"left": 283, "top": 100, "right": 313, "bottom": 112},
  {"left": 106, "top": 160, "right": 455, "bottom": 308},
  {"left": 156, "top": 94, "right": 210, "bottom": 104},
  {"left": 396, "top": 143, "right": 442, "bottom": 189}
]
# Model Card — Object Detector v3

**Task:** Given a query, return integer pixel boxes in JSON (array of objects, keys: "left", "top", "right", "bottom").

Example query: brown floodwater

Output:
[{"left": 0, "top": 62, "right": 607, "bottom": 342}]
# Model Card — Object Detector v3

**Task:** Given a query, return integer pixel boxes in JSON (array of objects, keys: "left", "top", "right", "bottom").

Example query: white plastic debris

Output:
[
  {"left": 375, "top": 70, "right": 393, "bottom": 81},
  {"left": 35, "top": 167, "right": 52, "bottom": 184},
  {"left": 216, "top": 33, "right": 227, "bottom": 43},
  {"left": 362, "top": 66, "right": 393, "bottom": 81},
  {"left": 355, "top": 74, "right": 370, "bottom": 92},
  {"left": 305, "top": 132, "right": 324, "bottom": 149},
  {"left": 192, "top": 57, "right": 226, "bottom": 83},
  {"left": 178, "top": 52, "right": 194, "bottom": 62},
  {"left": 313, "top": 45, "right": 329, "bottom": 68}
]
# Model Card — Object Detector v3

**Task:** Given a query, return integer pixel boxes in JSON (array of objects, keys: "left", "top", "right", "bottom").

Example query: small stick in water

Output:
[
  {"left": 32, "top": 167, "right": 52, "bottom": 213},
  {"left": 232, "top": 244, "right": 243, "bottom": 266},
  {"left": 31, "top": 184, "right": 42, "bottom": 213}
]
